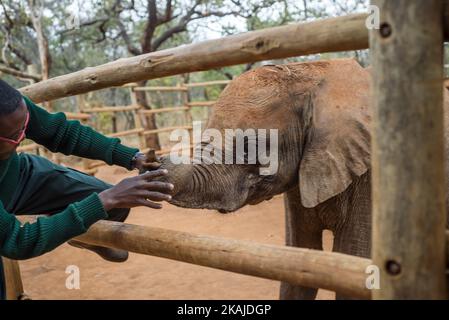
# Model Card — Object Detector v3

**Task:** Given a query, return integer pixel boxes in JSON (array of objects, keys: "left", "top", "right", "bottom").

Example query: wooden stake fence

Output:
[
  {"left": 5, "top": 8, "right": 449, "bottom": 300},
  {"left": 16, "top": 79, "right": 227, "bottom": 174},
  {"left": 76, "top": 80, "right": 229, "bottom": 172}
]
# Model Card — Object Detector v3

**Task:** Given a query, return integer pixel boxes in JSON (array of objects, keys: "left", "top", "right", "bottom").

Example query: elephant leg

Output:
[
  {"left": 332, "top": 219, "right": 371, "bottom": 300},
  {"left": 332, "top": 175, "right": 372, "bottom": 300},
  {"left": 280, "top": 187, "right": 323, "bottom": 300}
]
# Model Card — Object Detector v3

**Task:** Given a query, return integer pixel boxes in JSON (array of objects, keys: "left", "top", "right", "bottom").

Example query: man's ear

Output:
[{"left": 297, "top": 60, "right": 372, "bottom": 208}]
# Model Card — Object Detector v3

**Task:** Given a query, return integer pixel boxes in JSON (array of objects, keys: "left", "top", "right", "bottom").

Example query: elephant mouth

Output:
[
  {"left": 217, "top": 208, "right": 233, "bottom": 214},
  {"left": 168, "top": 197, "right": 245, "bottom": 214},
  {"left": 215, "top": 191, "right": 276, "bottom": 213},
  {"left": 247, "top": 195, "right": 274, "bottom": 206},
  {"left": 215, "top": 201, "right": 247, "bottom": 214}
]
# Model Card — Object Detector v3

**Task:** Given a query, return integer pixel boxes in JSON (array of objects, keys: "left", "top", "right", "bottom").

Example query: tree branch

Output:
[
  {"left": 151, "top": 0, "right": 202, "bottom": 51},
  {"left": 303, "top": 0, "right": 308, "bottom": 19},
  {"left": 117, "top": 20, "right": 141, "bottom": 55},
  {"left": 58, "top": 17, "right": 110, "bottom": 35},
  {"left": 165, "top": 0, "right": 172, "bottom": 20},
  {"left": 28, "top": 0, "right": 52, "bottom": 80},
  {"left": 0, "top": 64, "right": 42, "bottom": 82},
  {"left": 151, "top": 23, "right": 187, "bottom": 51},
  {"left": 0, "top": 0, "right": 14, "bottom": 28},
  {"left": 7, "top": 42, "right": 32, "bottom": 66},
  {"left": 155, "top": 0, "right": 177, "bottom": 25},
  {"left": 141, "top": 0, "right": 158, "bottom": 52},
  {"left": 0, "top": 2, "right": 33, "bottom": 67}
]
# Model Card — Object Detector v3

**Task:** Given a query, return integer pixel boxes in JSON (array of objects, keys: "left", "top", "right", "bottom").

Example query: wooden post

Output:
[
  {"left": 76, "top": 94, "right": 87, "bottom": 112},
  {"left": 370, "top": 0, "right": 447, "bottom": 299},
  {"left": 130, "top": 86, "right": 147, "bottom": 151},
  {"left": 2, "top": 258, "right": 28, "bottom": 300},
  {"left": 76, "top": 95, "right": 95, "bottom": 175},
  {"left": 181, "top": 76, "right": 194, "bottom": 151},
  {"left": 26, "top": 64, "right": 39, "bottom": 84}
]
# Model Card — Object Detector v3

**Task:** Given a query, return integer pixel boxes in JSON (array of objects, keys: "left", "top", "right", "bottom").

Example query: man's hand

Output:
[
  {"left": 132, "top": 150, "right": 161, "bottom": 173},
  {"left": 98, "top": 169, "right": 174, "bottom": 211}
]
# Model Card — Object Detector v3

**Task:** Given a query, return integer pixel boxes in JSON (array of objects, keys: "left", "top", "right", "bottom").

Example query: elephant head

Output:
[{"left": 159, "top": 58, "right": 371, "bottom": 212}]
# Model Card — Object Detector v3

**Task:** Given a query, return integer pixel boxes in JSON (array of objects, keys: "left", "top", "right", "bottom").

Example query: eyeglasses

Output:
[{"left": 0, "top": 110, "right": 30, "bottom": 146}]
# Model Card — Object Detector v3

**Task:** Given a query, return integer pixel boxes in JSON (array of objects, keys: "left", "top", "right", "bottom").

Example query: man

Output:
[{"left": 0, "top": 79, "right": 174, "bottom": 300}]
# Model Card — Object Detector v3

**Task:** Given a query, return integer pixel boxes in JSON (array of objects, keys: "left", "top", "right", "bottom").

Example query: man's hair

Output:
[{"left": 0, "top": 79, "right": 23, "bottom": 115}]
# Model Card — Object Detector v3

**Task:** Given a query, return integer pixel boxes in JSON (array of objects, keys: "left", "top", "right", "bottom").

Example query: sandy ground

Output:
[{"left": 19, "top": 165, "right": 335, "bottom": 300}]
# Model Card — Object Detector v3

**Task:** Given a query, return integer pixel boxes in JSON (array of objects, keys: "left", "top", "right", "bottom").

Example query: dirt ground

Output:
[{"left": 19, "top": 165, "right": 335, "bottom": 300}]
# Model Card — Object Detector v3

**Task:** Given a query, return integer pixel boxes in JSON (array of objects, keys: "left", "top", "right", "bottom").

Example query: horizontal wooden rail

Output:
[
  {"left": 65, "top": 112, "right": 91, "bottom": 120},
  {"left": 121, "top": 81, "right": 229, "bottom": 89},
  {"left": 79, "top": 167, "right": 98, "bottom": 175},
  {"left": 87, "top": 127, "right": 144, "bottom": 169},
  {"left": 16, "top": 143, "right": 39, "bottom": 152},
  {"left": 188, "top": 101, "right": 216, "bottom": 107},
  {"left": 82, "top": 106, "right": 140, "bottom": 113},
  {"left": 118, "top": 83, "right": 139, "bottom": 88},
  {"left": 140, "top": 106, "right": 189, "bottom": 114},
  {"left": 73, "top": 220, "right": 373, "bottom": 298},
  {"left": 140, "top": 144, "right": 193, "bottom": 156},
  {"left": 185, "top": 80, "right": 231, "bottom": 88},
  {"left": 14, "top": 221, "right": 449, "bottom": 300},
  {"left": 20, "top": 13, "right": 372, "bottom": 103},
  {"left": 107, "top": 128, "right": 144, "bottom": 138},
  {"left": 88, "top": 160, "right": 106, "bottom": 169},
  {"left": 143, "top": 125, "right": 192, "bottom": 135},
  {"left": 133, "top": 86, "right": 188, "bottom": 92},
  {"left": 88, "top": 145, "right": 181, "bottom": 169}
]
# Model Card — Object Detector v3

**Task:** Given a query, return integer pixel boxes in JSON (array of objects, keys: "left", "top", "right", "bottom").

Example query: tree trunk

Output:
[
  {"left": 370, "top": 0, "right": 447, "bottom": 299},
  {"left": 28, "top": 0, "right": 52, "bottom": 111}
]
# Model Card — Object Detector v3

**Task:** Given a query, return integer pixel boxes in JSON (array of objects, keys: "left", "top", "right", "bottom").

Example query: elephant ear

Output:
[{"left": 298, "top": 60, "right": 371, "bottom": 208}]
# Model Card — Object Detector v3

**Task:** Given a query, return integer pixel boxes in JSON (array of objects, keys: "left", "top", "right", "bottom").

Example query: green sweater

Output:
[{"left": 0, "top": 96, "right": 139, "bottom": 299}]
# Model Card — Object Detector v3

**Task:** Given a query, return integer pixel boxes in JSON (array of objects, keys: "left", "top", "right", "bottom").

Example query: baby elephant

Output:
[{"left": 159, "top": 59, "right": 445, "bottom": 299}]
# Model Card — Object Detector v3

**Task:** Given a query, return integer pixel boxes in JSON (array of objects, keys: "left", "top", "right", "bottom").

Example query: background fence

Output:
[{"left": 17, "top": 79, "right": 231, "bottom": 175}]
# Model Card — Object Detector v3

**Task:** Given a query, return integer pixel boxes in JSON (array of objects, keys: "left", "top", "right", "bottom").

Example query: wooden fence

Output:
[
  {"left": 5, "top": 2, "right": 449, "bottom": 300},
  {"left": 17, "top": 79, "right": 230, "bottom": 175}
]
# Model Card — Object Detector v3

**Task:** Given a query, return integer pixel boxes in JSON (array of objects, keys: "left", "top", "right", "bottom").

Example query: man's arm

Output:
[
  {"left": 0, "top": 194, "right": 107, "bottom": 260},
  {"left": 23, "top": 96, "right": 139, "bottom": 170},
  {"left": 0, "top": 169, "right": 172, "bottom": 260}
]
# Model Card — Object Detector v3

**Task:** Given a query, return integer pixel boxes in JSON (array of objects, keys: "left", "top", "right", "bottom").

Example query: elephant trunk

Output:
[{"left": 159, "top": 156, "right": 251, "bottom": 213}]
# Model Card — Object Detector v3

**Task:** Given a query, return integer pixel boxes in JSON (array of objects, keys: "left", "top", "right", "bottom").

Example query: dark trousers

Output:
[{"left": 6, "top": 153, "right": 129, "bottom": 221}]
